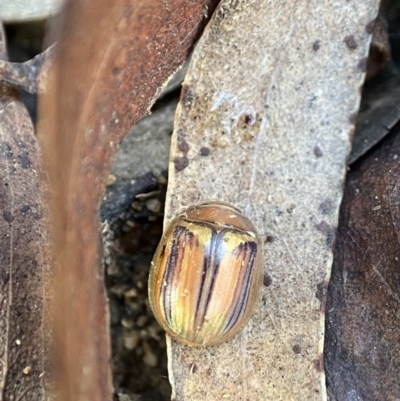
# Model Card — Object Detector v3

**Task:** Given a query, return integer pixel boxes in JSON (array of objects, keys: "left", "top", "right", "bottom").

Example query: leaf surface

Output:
[
  {"left": 325, "top": 124, "right": 400, "bottom": 401},
  {"left": 38, "top": 1, "right": 221, "bottom": 400},
  {"left": 164, "top": 1, "right": 380, "bottom": 400},
  {"left": 0, "top": 25, "right": 52, "bottom": 401}
]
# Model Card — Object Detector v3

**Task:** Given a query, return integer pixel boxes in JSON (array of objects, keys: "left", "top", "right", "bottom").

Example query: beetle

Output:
[{"left": 148, "top": 202, "right": 263, "bottom": 346}]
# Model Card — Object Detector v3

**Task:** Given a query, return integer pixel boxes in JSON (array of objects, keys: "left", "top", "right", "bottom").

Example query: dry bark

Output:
[
  {"left": 325, "top": 124, "right": 400, "bottom": 401},
  {"left": 164, "top": 1, "right": 380, "bottom": 400},
  {"left": 0, "top": 25, "right": 52, "bottom": 401},
  {"left": 0, "top": 44, "right": 56, "bottom": 94},
  {"left": 349, "top": 76, "right": 400, "bottom": 165},
  {"left": 38, "top": 1, "right": 221, "bottom": 400}
]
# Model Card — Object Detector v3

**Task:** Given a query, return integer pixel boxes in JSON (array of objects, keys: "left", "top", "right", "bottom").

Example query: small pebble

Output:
[
  {"left": 23, "top": 366, "right": 32, "bottom": 375},
  {"left": 111, "top": 284, "right": 131, "bottom": 297},
  {"left": 121, "top": 224, "right": 132, "bottom": 233},
  {"left": 121, "top": 318, "right": 134, "bottom": 330},
  {"left": 125, "top": 220, "right": 135, "bottom": 228},
  {"left": 117, "top": 393, "right": 133, "bottom": 401},
  {"left": 147, "top": 325, "right": 161, "bottom": 340},
  {"left": 146, "top": 198, "right": 161, "bottom": 213},
  {"left": 107, "top": 174, "right": 117, "bottom": 186},
  {"left": 124, "top": 331, "right": 140, "bottom": 350},
  {"left": 127, "top": 302, "right": 141, "bottom": 313},
  {"left": 131, "top": 201, "right": 142, "bottom": 211},
  {"left": 124, "top": 288, "right": 138, "bottom": 299},
  {"left": 158, "top": 176, "right": 167, "bottom": 186},
  {"left": 142, "top": 346, "right": 158, "bottom": 367},
  {"left": 136, "top": 315, "right": 148, "bottom": 328},
  {"left": 106, "top": 263, "right": 119, "bottom": 276}
]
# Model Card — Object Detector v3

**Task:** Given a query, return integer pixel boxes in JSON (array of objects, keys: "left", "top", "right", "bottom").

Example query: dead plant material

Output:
[
  {"left": 38, "top": 1, "right": 221, "bottom": 400},
  {"left": 325, "top": 124, "right": 400, "bottom": 401},
  {"left": 164, "top": 1, "right": 380, "bottom": 400},
  {"left": 0, "top": 25, "right": 52, "bottom": 401}
]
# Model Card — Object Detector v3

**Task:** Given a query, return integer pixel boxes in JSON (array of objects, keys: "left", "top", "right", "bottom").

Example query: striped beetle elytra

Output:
[{"left": 148, "top": 202, "right": 263, "bottom": 346}]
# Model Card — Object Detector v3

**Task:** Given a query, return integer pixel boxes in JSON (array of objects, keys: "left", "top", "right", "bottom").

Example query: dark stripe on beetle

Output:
[
  {"left": 234, "top": 242, "right": 257, "bottom": 325},
  {"left": 199, "top": 229, "right": 226, "bottom": 327},
  {"left": 193, "top": 231, "right": 216, "bottom": 329},
  {"left": 223, "top": 241, "right": 257, "bottom": 335},
  {"left": 224, "top": 241, "right": 257, "bottom": 334},
  {"left": 161, "top": 225, "right": 189, "bottom": 325}
]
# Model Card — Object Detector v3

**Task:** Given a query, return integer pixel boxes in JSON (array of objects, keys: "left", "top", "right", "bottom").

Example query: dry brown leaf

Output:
[
  {"left": 164, "top": 1, "right": 380, "bottom": 400},
  {"left": 0, "top": 44, "right": 56, "bottom": 94},
  {"left": 349, "top": 75, "right": 400, "bottom": 165},
  {"left": 325, "top": 125, "right": 400, "bottom": 401},
  {"left": 366, "top": 14, "right": 391, "bottom": 80},
  {"left": 38, "top": 1, "right": 221, "bottom": 400},
  {"left": 0, "top": 26, "right": 52, "bottom": 401}
]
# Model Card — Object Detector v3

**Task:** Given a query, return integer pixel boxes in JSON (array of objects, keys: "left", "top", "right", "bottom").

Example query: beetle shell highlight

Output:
[{"left": 148, "top": 202, "right": 263, "bottom": 346}]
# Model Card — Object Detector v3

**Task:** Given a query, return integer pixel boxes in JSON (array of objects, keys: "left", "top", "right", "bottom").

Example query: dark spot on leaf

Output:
[
  {"left": 312, "top": 40, "right": 321, "bottom": 51},
  {"left": 293, "top": 344, "right": 302, "bottom": 354},
  {"left": 112, "top": 66, "right": 121, "bottom": 75},
  {"left": 316, "top": 221, "right": 336, "bottom": 248},
  {"left": 349, "top": 112, "right": 358, "bottom": 125},
  {"left": 344, "top": 35, "right": 357, "bottom": 50},
  {"left": 314, "top": 354, "right": 324, "bottom": 372},
  {"left": 176, "top": 128, "right": 184, "bottom": 139},
  {"left": 316, "top": 281, "right": 328, "bottom": 303},
  {"left": 0, "top": 142, "right": 12, "bottom": 159},
  {"left": 314, "top": 145, "right": 323, "bottom": 158},
  {"left": 287, "top": 203, "right": 296, "bottom": 213},
  {"left": 174, "top": 156, "right": 189, "bottom": 172},
  {"left": 18, "top": 150, "right": 31, "bottom": 169},
  {"left": 181, "top": 85, "right": 196, "bottom": 109},
  {"left": 20, "top": 204, "right": 30, "bottom": 213},
  {"left": 26, "top": 204, "right": 42, "bottom": 220},
  {"left": 326, "top": 230, "right": 336, "bottom": 248},
  {"left": 177, "top": 140, "right": 189, "bottom": 154},
  {"left": 358, "top": 57, "right": 368, "bottom": 72},
  {"left": 366, "top": 19, "right": 376, "bottom": 34},
  {"left": 316, "top": 281, "right": 329, "bottom": 313},
  {"left": 199, "top": 147, "right": 210, "bottom": 156},
  {"left": 265, "top": 235, "right": 275, "bottom": 243},
  {"left": 263, "top": 274, "right": 272, "bottom": 287},
  {"left": 319, "top": 199, "right": 332, "bottom": 215},
  {"left": 0, "top": 270, "right": 9, "bottom": 285},
  {"left": 3, "top": 211, "right": 13, "bottom": 223},
  {"left": 244, "top": 113, "right": 256, "bottom": 125}
]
